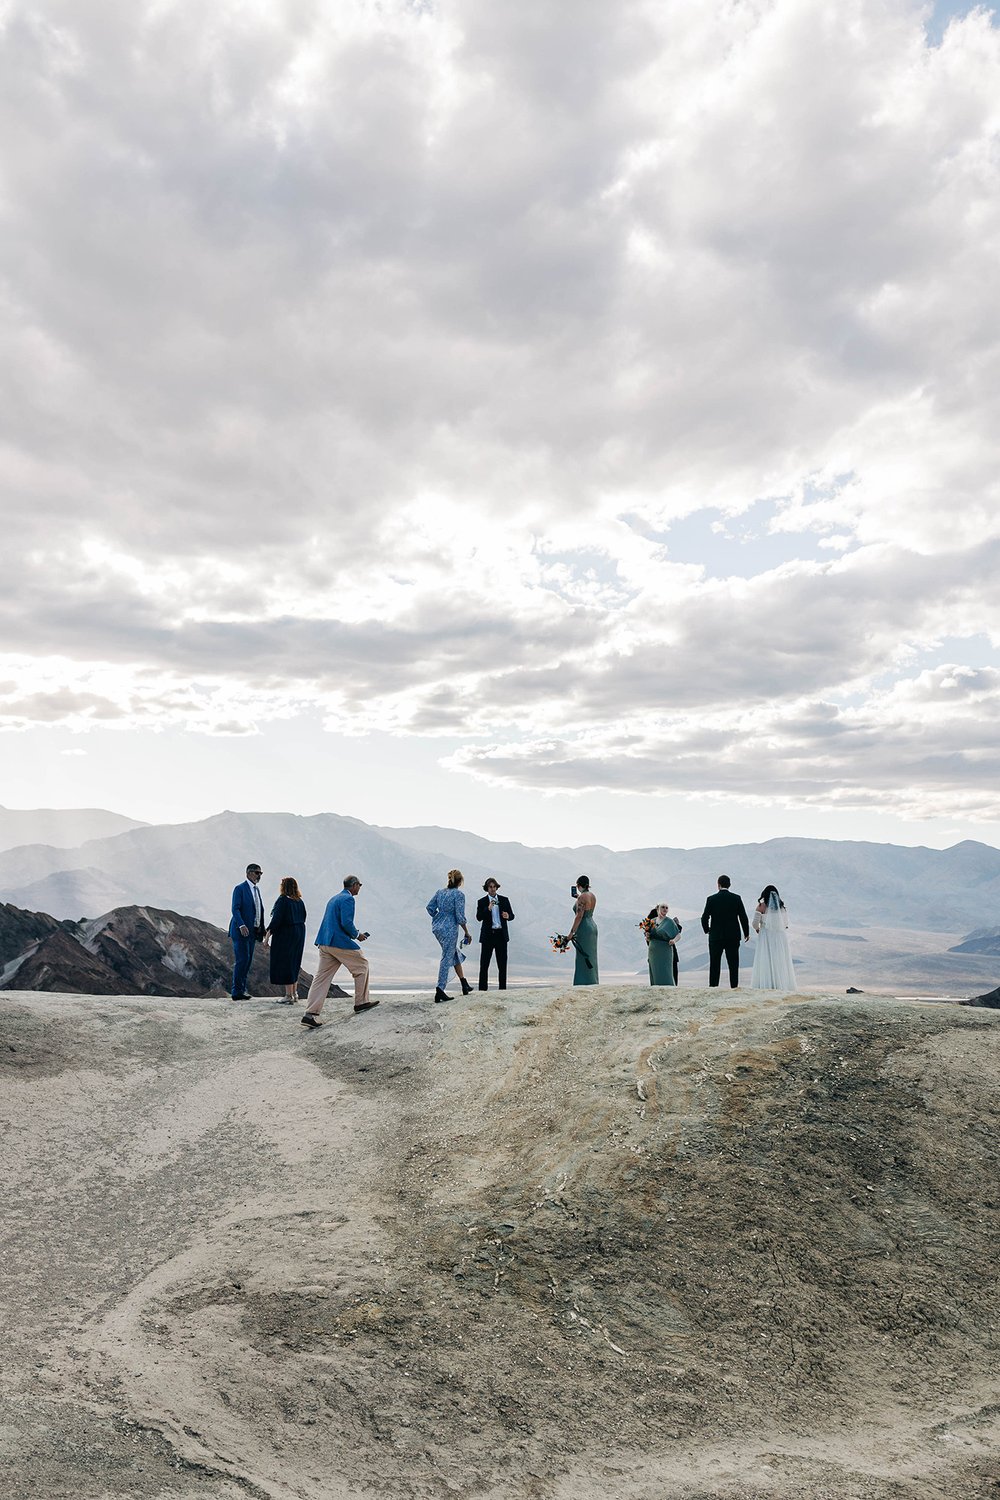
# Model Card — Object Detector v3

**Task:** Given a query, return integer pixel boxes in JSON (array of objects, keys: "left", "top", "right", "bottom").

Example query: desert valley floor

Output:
[{"left": 1, "top": 984, "right": 998, "bottom": 1500}]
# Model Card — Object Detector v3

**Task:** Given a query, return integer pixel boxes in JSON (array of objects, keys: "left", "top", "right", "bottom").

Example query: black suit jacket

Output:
[
  {"left": 700, "top": 890, "right": 750, "bottom": 944},
  {"left": 476, "top": 894, "right": 514, "bottom": 944}
]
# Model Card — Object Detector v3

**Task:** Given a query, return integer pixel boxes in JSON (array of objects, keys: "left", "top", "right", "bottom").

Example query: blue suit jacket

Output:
[
  {"left": 315, "top": 889, "right": 361, "bottom": 950},
  {"left": 229, "top": 882, "right": 264, "bottom": 941}
]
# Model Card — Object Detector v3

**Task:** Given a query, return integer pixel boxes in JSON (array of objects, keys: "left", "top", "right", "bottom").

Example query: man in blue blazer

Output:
[
  {"left": 229, "top": 862, "right": 265, "bottom": 1001},
  {"left": 302, "top": 874, "right": 378, "bottom": 1026}
]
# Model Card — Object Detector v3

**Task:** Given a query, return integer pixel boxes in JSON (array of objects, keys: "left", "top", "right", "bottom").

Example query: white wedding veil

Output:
[{"left": 752, "top": 886, "right": 794, "bottom": 988}]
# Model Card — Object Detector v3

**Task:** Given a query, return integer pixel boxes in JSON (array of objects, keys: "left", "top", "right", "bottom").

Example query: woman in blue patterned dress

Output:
[{"left": 426, "top": 869, "right": 473, "bottom": 1002}]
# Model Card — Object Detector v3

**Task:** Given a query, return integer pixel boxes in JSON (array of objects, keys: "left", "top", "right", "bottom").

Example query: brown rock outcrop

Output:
[{"left": 0, "top": 901, "right": 311, "bottom": 997}]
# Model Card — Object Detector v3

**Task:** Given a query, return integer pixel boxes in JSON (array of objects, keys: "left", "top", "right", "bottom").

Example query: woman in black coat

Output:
[{"left": 266, "top": 877, "right": 307, "bottom": 1003}]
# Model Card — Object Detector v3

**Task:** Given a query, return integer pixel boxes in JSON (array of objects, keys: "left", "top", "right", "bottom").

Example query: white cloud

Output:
[
  {"left": 1, "top": 0, "right": 998, "bottom": 824},
  {"left": 448, "top": 662, "right": 1000, "bottom": 820}
]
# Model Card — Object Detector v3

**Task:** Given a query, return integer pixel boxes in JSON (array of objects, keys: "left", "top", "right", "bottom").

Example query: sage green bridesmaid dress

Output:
[
  {"left": 573, "top": 908, "right": 599, "bottom": 985},
  {"left": 647, "top": 915, "right": 679, "bottom": 985}
]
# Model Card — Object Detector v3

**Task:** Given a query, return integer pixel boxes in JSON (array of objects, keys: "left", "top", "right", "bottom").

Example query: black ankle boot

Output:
[
  {"left": 459, "top": 977, "right": 473, "bottom": 996},
  {"left": 434, "top": 987, "right": 451, "bottom": 1003}
]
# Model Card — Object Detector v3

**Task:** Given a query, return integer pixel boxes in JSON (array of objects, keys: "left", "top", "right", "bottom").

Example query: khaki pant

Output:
[{"left": 305, "top": 945, "right": 370, "bottom": 1013}]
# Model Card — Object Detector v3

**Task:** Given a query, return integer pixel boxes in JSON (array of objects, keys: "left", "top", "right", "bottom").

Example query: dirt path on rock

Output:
[{"left": 1, "top": 986, "right": 998, "bottom": 1499}]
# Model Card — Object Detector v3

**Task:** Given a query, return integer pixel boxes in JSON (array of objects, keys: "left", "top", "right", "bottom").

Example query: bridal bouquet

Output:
[
  {"left": 638, "top": 916, "right": 655, "bottom": 941},
  {"left": 550, "top": 933, "right": 572, "bottom": 954}
]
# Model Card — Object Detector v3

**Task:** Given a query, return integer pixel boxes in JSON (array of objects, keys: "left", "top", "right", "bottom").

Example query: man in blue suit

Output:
[
  {"left": 302, "top": 874, "right": 377, "bottom": 1027},
  {"left": 229, "top": 862, "right": 265, "bottom": 1001}
]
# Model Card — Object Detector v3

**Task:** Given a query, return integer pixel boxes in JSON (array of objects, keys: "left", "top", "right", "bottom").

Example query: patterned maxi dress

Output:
[{"left": 426, "top": 886, "right": 467, "bottom": 990}]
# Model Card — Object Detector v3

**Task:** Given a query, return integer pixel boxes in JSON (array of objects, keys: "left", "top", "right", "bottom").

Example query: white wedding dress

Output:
[{"left": 751, "top": 894, "right": 796, "bottom": 990}]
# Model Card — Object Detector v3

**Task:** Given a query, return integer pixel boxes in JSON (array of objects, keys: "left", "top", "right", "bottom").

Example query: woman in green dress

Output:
[
  {"left": 568, "top": 875, "right": 599, "bottom": 984},
  {"left": 647, "top": 902, "right": 680, "bottom": 986}
]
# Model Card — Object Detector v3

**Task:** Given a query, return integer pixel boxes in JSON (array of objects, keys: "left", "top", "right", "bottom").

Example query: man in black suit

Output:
[
  {"left": 476, "top": 878, "right": 514, "bottom": 990},
  {"left": 700, "top": 874, "right": 750, "bottom": 988}
]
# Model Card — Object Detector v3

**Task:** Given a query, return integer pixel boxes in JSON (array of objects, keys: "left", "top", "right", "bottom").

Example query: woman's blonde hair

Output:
[
  {"left": 447, "top": 868, "right": 464, "bottom": 889},
  {"left": 280, "top": 876, "right": 302, "bottom": 900}
]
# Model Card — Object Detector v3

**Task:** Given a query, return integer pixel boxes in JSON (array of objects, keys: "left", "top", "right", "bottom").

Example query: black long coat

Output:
[{"left": 268, "top": 895, "right": 306, "bottom": 984}]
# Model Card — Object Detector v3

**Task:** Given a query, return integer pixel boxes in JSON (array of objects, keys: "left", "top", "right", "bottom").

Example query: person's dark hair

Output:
[
  {"left": 759, "top": 884, "right": 785, "bottom": 908},
  {"left": 717, "top": 874, "right": 731, "bottom": 889},
  {"left": 576, "top": 875, "right": 591, "bottom": 891},
  {"left": 246, "top": 863, "right": 261, "bottom": 875},
  {"left": 646, "top": 907, "right": 658, "bottom": 921},
  {"left": 447, "top": 868, "right": 464, "bottom": 889},
  {"left": 280, "top": 876, "right": 301, "bottom": 900},
  {"left": 483, "top": 877, "right": 499, "bottom": 892},
  {"left": 343, "top": 874, "right": 360, "bottom": 890}
]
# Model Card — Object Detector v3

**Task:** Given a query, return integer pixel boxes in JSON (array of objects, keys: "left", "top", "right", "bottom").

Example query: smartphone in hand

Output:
[{"left": 570, "top": 885, "right": 578, "bottom": 898}]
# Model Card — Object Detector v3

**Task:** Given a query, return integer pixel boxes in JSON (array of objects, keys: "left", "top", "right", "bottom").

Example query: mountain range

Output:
[{"left": 0, "top": 807, "right": 998, "bottom": 991}]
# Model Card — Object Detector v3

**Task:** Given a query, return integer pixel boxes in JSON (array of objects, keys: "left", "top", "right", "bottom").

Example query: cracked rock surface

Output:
[{"left": 1, "top": 985, "right": 998, "bottom": 1499}]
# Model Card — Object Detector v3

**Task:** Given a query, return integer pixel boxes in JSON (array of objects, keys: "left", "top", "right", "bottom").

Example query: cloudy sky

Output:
[{"left": 2, "top": 0, "right": 999, "bottom": 850}]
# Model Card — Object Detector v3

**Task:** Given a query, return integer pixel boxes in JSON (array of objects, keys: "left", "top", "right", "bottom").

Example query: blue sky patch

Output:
[{"left": 926, "top": 1, "right": 996, "bottom": 45}]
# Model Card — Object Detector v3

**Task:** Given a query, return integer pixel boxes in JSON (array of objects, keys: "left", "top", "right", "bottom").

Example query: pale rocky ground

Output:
[{"left": 1, "top": 983, "right": 998, "bottom": 1500}]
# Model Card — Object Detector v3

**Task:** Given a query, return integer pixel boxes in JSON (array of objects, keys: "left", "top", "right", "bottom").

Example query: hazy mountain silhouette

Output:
[
  {"left": 949, "top": 926, "right": 1000, "bottom": 956},
  {"left": 0, "top": 804, "right": 144, "bottom": 855}
]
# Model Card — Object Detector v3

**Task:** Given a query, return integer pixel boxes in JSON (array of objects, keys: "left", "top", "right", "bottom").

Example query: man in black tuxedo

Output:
[
  {"left": 476, "top": 878, "right": 514, "bottom": 990},
  {"left": 700, "top": 874, "right": 750, "bottom": 987}
]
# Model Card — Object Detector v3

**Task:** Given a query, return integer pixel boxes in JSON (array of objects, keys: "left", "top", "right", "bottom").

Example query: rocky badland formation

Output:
[
  {"left": 0, "top": 902, "right": 307, "bottom": 999},
  {"left": 2, "top": 982, "right": 997, "bottom": 1499}
]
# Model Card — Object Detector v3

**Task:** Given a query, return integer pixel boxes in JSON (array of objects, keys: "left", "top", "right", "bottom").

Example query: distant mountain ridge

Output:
[
  {"left": 0, "top": 804, "right": 145, "bottom": 855},
  {"left": 0, "top": 810, "right": 998, "bottom": 990},
  {"left": 949, "top": 926, "right": 1000, "bottom": 956}
]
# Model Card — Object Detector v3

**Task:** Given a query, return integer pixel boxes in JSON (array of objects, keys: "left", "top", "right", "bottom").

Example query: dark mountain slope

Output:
[{"left": 0, "top": 902, "right": 309, "bottom": 998}]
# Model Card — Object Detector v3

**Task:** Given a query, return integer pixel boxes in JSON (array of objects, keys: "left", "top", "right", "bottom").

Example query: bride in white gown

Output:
[{"left": 751, "top": 885, "right": 796, "bottom": 990}]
